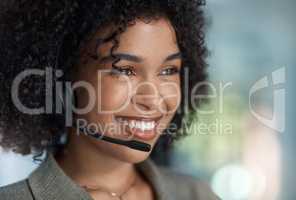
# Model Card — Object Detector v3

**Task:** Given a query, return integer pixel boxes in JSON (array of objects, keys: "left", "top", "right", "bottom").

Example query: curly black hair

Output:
[{"left": 0, "top": 0, "right": 208, "bottom": 160}]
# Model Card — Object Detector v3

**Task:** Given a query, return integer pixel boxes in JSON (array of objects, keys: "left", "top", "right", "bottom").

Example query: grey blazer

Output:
[{"left": 0, "top": 152, "right": 220, "bottom": 200}]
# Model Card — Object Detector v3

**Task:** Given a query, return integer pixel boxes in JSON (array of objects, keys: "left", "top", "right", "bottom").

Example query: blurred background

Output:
[
  {"left": 1, "top": 0, "right": 295, "bottom": 199},
  {"left": 168, "top": 0, "right": 295, "bottom": 199}
]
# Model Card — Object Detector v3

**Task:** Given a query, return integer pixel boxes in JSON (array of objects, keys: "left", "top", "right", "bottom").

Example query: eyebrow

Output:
[
  {"left": 99, "top": 52, "right": 182, "bottom": 63},
  {"left": 165, "top": 52, "right": 182, "bottom": 62}
]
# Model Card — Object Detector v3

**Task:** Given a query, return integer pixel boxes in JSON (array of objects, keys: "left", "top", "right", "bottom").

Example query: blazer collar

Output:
[{"left": 28, "top": 151, "right": 172, "bottom": 200}]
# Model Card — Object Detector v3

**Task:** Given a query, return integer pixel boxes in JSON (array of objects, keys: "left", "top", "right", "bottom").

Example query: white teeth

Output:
[
  {"left": 130, "top": 120, "right": 136, "bottom": 129},
  {"left": 118, "top": 118, "right": 156, "bottom": 131},
  {"left": 141, "top": 121, "right": 146, "bottom": 131}
]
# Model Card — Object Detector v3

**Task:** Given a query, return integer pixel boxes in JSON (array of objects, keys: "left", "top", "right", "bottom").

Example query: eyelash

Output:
[
  {"left": 110, "top": 65, "right": 136, "bottom": 76},
  {"left": 110, "top": 65, "right": 180, "bottom": 76},
  {"left": 159, "top": 67, "right": 180, "bottom": 76}
]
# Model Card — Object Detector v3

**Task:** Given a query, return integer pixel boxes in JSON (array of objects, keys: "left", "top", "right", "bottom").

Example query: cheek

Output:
[
  {"left": 159, "top": 80, "right": 181, "bottom": 114},
  {"left": 99, "top": 76, "right": 131, "bottom": 112}
]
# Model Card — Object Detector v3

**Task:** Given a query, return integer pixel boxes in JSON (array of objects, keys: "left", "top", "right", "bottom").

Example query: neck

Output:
[{"left": 54, "top": 127, "right": 139, "bottom": 192}]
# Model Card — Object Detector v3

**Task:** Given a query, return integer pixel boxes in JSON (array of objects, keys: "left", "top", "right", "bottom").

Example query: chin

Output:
[
  {"left": 116, "top": 149, "right": 151, "bottom": 164},
  {"left": 94, "top": 141, "right": 153, "bottom": 164}
]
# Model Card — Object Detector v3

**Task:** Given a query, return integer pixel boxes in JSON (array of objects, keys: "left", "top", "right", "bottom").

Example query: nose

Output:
[{"left": 131, "top": 82, "right": 164, "bottom": 114}]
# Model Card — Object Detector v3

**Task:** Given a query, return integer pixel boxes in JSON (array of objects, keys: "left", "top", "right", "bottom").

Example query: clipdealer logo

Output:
[
  {"left": 10, "top": 66, "right": 286, "bottom": 134},
  {"left": 249, "top": 67, "right": 286, "bottom": 133}
]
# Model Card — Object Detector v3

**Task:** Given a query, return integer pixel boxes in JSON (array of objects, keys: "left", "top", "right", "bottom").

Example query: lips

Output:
[{"left": 115, "top": 115, "right": 162, "bottom": 141}]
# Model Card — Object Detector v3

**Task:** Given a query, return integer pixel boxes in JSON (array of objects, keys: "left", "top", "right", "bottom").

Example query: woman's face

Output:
[{"left": 74, "top": 18, "right": 182, "bottom": 163}]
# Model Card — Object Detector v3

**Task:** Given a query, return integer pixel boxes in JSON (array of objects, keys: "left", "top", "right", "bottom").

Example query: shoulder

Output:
[
  {"left": 0, "top": 179, "right": 34, "bottom": 200},
  {"left": 158, "top": 167, "right": 221, "bottom": 200}
]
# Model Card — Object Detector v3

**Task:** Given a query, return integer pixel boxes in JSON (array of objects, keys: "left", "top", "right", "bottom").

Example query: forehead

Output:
[
  {"left": 92, "top": 18, "right": 179, "bottom": 58},
  {"left": 117, "top": 18, "right": 178, "bottom": 46}
]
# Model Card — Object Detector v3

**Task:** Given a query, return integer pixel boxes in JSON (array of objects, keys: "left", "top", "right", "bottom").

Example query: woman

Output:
[{"left": 0, "top": 0, "right": 219, "bottom": 199}]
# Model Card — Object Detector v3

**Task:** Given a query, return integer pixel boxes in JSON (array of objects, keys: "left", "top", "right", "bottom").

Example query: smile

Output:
[
  {"left": 116, "top": 117, "right": 156, "bottom": 131},
  {"left": 114, "top": 115, "right": 162, "bottom": 140}
]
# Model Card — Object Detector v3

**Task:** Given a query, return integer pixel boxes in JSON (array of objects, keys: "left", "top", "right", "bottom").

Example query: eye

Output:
[
  {"left": 159, "top": 66, "right": 180, "bottom": 76},
  {"left": 110, "top": 65, "right": 136, "bottom": 76}
]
